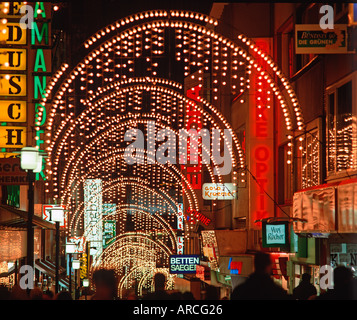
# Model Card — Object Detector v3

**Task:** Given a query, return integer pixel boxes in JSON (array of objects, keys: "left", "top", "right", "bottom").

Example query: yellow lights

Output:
[{"left": 43, "top": 12, "right": 305, "bottom": 294}]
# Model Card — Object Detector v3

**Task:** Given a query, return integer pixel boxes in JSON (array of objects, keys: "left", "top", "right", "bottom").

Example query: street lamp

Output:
[
  {"left": 65, "top": 242, "right": 76, "bottom": 295},
  {"left": 51, "top": 207, "right": 64, "bottom": 294},
  {"left": 20, "top": 147, "right": 42, "bottom": 271},
  {"left": 72, "top": 260, "right": 80, "bottom": 299}
]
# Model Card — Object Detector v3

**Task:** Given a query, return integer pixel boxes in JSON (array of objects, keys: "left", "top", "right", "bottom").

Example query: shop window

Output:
[
  {"left": 276, "top": 16, "right": 295, "bottom": 78},
  {"left": 278, "top": 144, "right": 293, "bottom": 204},
  {"left": 326, "top": 78, "right": 356, "bottom": 175},
  {"left": 295, "top": 129, "right": 321, "bottom": 190}
]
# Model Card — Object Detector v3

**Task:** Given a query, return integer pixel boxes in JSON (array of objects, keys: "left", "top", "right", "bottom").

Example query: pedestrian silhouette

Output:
[
  {"left": 317, "top": 266, "right": 354, "bottom": 300},
  {"left": 231, "top": 252, "right": 290, "bottom": 300},
  {"left": 293, "top": 273, "right": 317, "bottom": 300},
  {"left": 204, "top": 285, "right": 220, "bottom": 300},
  {"left": 91, "top": 269, "right": 118, "bottom": 300},
  {"left": 55, "top": 290, "right": 73, "bottom": 300},
  {"left": 182, "top": 291, "right": 195, "bottom": 300},
  {"left": 144, "top": 272, "right": 171, "bottom": 300},
  {"left": 0, "top": 285, "right": 10, "bottom": 300}
]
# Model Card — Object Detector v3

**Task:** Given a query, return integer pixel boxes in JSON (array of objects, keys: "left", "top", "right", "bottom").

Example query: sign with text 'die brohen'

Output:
[{"left": 169, "top": 255, "right": 200, "bottom": 274}]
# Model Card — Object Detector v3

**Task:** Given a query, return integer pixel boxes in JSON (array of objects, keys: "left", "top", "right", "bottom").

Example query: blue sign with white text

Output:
[{"left": 169, "top": 255, "right": 200, "bottom": 274}]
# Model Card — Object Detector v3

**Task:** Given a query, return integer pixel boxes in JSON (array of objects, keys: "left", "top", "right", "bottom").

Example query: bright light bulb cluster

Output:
[{"left": 41, "top": 12, "right": 306, "bottom": 295}]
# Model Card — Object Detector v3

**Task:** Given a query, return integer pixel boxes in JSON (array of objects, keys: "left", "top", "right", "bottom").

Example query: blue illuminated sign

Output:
[{"left": 169, "top": 255, "right": 200, "bottom": 274}]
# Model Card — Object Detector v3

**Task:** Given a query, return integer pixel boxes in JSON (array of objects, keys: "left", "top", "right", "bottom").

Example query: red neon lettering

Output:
[
  {"left": 256, "top": 178, "right": 268, "bottom": 193},
  {"left": 254, "top": 146, "right": 269, "bottom": 161},
  {"left": 186, "top": 86, "right": 201, "bottom": 101},
  {"left": 256, "top": 162, "right": 268, "bottom": 178},
  {"left": 255, "top": 122, "right": 268, "bottom": 138}
]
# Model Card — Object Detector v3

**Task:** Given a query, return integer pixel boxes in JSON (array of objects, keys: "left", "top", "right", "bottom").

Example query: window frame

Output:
[{"left": 326, "top": 71, "right": 357, "bottom": 179}]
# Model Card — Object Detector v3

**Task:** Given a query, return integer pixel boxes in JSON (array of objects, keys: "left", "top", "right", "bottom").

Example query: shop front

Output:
[
  {"left": 292, "top": 179, "right": 357, "bottom": 295},
  {"left": 200, "top": 229, "right": 248, "bottom": 298}
]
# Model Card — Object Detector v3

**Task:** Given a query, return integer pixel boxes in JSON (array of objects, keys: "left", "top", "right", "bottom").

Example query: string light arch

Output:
[{"left": 40, "top": 10, "right": 306, "bottom": 297}]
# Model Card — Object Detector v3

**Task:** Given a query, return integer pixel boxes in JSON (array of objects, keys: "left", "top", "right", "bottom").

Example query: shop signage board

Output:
[
  {"left": 292, "top": 186, "right": 336, "bottom": 233},
  {"left": 202, "top": 183, "right": 237, "bottom": 200},
  {"left": 0, "top": 100, "right": 27, "bottom": 122},
  {"left": 196, "top": 264, "right": 211, "bottom": 281},
  {"left": 330, "top": 243, "right": 357, "bottom": 267},
  {"left": 186, "top": 208, "right": 211, "bottom": 226},
  {"left": 177, "top": 236, "right": 184, "bottom": 255},
  {"left": 228, "top": 258, "right": 243, "bottom": 275},
  {"left": 249, "top": 38, "right": 274, "bottom": 229},
  {"left": 0, "top": 49, "right": 27, "bottom": 71},
  {"left": 84, "top": 179, "right": 103, "bottom": 258},
  {"left": 0, "top": 22, "right": 27, "bottom": 45},
  {"left": 262, "top": 221, "right": 289, "bottom": 248},
  {"left": 0, "top": 75, "right": 27, "bottom": 96},
  {"left": 42, "top": 204, "right": 66, "bottom": 228},
  {"left": 67, "top": 236, "right": 86, "bottom": 253},
  {"left": 177, "top": 203, "right": 184, "bottom": 230},
  {"left": 169, "top": 255, "right": 200, "bottom": 274},
  {"left": 0, "top": 126, "right": 26, "bottom": 148},
  {"left": 201, "top": 230, "right": 219, "bottom": 271},
  {"left": 295, "top": 24, "right": 348, "bottom": 54},
  {"left": 102, "top": 220, "right": 116, "bottom": 249},
  {"left": 0, "top": 157, "right": 27, "bottom": 185}
]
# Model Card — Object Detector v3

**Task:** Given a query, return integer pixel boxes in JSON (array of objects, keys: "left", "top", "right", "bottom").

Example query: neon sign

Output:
[
  {"left": 186, "top": 208, "right": 211, "bottom": 226},
  {"left": 169, "top": 255, "right": 200, "bottom": 274},
  {"left": 31, "top": 2, "right": 51, "bottom": 181},
  {"left": 181, "top": 85, "right": 203, "bottom": 190},
  {"left": 250, "top": 39, "right": 274, "bottom": 229}
]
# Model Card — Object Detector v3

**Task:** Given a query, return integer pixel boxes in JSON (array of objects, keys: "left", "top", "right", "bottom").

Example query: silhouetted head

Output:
[
  {"left": 302, "top": 273, "right": 311, "bottom": 282},
  {"left": 154, "top": 273, "right": 166, "bottom": 291},
  {"left": 55, "top": 291, "right": 73, "bottom": 300},
  {"left": 334, "top": 266, "right": 353, "bottom": 290},
  {"left": 204, "top": 285, "right": 219, "bottom": 300},
  {"left": 92, "top": 269, "right": 117, "bottom": 299},
  {"left": 254, "top": 252, "right": 272, "bottom": 275}
]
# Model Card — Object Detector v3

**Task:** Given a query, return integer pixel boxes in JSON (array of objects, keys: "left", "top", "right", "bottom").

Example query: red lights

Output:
[{"left": 181, "top": 85, "right": 203, "bottom": 190}]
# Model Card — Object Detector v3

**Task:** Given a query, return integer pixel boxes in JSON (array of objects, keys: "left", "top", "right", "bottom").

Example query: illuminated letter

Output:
[
  {"left": 31, "top": 22, "right": 49, "bottom": 45},
  {"left": 7, "top": 103, "right": 21, "bottom": 120},
  {"left": 33, "top": 76, "right": 46, "bottom": 99},
  {"left": 8, "top": 76, "right": 22, "bottom": 95},
  {"left": 34, "top": 49, "right": 46, "bottom": 72}
]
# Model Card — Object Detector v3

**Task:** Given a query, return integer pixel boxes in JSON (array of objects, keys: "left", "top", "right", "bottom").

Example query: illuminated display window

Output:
[
  {"left": 326, "top": 74, "right": 356, "bottom": 175},
  {"left": 295, "top": 128, "right": 320, "bottom": 190}
]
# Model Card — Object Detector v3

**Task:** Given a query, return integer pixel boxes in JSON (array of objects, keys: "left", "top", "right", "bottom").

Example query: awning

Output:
[
  {"left": 35, "top": 259, "right": 70, "bottom": 289},
  {"left": 0, "top": 205, "right": 55, "bottom": 230}
]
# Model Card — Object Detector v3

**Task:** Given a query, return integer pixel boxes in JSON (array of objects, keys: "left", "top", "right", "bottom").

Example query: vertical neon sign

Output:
[
  {"left": 31, "top": 2, "right": 51, "bottom": 181},
  {"left": 249, "top": 39, "right": 274, "bottom": 229}
]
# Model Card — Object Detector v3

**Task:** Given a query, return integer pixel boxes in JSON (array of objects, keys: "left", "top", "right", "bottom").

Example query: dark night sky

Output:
[
  {"left": 53, "top": 0, "right": 215, "bottom": 39},
  {"left": 51, "top": 0, "right": 215, "bottom": 65}
]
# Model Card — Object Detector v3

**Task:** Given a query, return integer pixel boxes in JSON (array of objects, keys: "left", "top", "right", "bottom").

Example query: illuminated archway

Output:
[{"left": 39, "top": 9, "right": 306, "bottom": 297}]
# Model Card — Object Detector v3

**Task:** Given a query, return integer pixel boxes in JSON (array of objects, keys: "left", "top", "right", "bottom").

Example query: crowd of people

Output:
[{"left": 0, "top": 252, "right": 356, "bottom": 300}]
